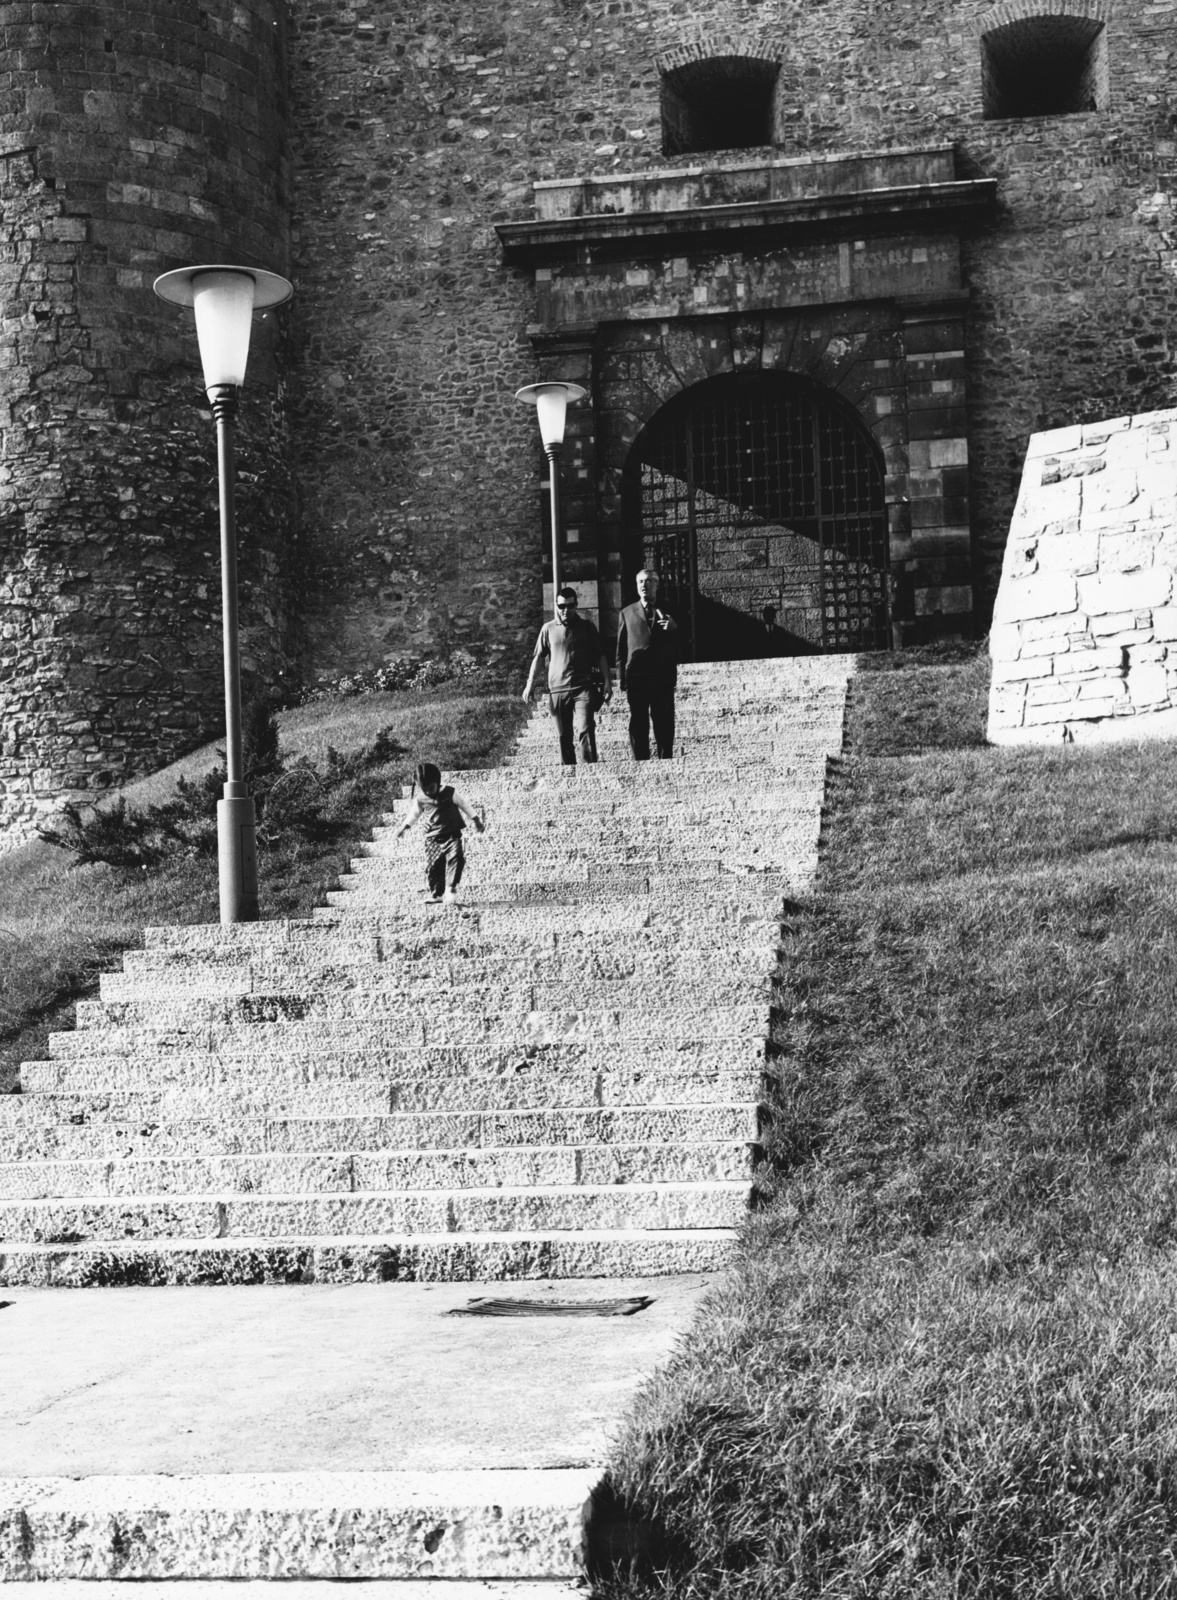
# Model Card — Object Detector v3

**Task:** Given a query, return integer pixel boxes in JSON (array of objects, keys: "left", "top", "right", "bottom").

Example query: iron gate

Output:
[{"left": 627, "top": 374, "right": 890, "bottom": 660}]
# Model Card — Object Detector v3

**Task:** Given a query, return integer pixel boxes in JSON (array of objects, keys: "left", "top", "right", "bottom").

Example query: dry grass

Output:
[{"left": 599, "top": 643, "right": 1177, "bottom": 1599}]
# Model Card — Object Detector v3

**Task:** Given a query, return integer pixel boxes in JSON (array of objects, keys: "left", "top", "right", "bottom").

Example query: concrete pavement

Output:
[{"left": 0, "top": 1274, "right": 710, "bottom": 1586}]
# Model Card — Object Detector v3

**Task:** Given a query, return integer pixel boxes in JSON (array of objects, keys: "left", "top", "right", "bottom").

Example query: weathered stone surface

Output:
[
  {"left": 0, "top": 6, "right": 294, "bottom": 848},
  {"left": 989, "top": 409, "right": 1177, "bottom": 745},
  {"left": 0, "top": 1468, "right": 595, "bottom": 1580},
  {"left": 1, "top": 656, "right": 850, "bottom": 1286}
]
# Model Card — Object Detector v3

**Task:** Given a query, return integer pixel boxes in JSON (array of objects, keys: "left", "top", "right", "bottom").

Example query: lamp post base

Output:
[{"left": 217, "top": 787, "right": 259, "bottom": 924}]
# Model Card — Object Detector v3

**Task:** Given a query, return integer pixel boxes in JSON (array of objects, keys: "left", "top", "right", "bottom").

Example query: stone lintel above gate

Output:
[{"left": 496, "top": 145, "right": 997, "bottom": 271}]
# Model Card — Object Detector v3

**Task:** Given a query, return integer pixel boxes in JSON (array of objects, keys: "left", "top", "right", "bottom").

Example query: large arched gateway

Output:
[{"left": 621, "top": 371, "right": 891, "bottom": 662}]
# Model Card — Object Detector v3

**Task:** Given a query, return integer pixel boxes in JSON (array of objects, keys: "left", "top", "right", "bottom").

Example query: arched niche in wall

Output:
[
  {"left": 660, "top": 54, "right": 781, "bottom": 155},
  {"left": 980, "top": 0, "right": 1110, "bottom": 118}
]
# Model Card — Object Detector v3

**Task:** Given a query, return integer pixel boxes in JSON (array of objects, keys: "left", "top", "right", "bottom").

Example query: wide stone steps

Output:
[
  {"left": 0, "top": 1138, "right": 753, "bottom": 1199},
  {"left": 3, "top": 655, "right": 852, "bottom": 1290}
]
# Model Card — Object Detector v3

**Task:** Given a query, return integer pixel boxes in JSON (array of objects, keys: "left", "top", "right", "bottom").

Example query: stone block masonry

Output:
[
  {"left": 9, "top": 0, "right": 1177, "bottom": 840},
  {"left": 987, "top": 408, "right": 1177, "bottom": 745},
  {"left": 0, "top": 0, "right": 295, "bottom": 848},
  {"left": 284, "top": 0, "right": 1177, "bottom": 675}
]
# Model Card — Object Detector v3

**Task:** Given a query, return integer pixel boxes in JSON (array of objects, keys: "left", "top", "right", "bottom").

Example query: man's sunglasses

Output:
[{"left": 556, "top": 600, "right": 577, "bottom": 610}]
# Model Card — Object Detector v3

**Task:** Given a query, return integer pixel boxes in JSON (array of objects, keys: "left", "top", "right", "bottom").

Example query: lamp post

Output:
[
  {"left": 153, "top": 264, "right": 293, "bottom": 924},
  {"left": 514, "top": 381, "right": 586, "bottom": 617}
]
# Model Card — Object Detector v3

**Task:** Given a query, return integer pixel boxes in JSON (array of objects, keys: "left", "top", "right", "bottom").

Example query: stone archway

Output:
[{"left": 620, "top": 370, "right": 890, "bottom": 662}]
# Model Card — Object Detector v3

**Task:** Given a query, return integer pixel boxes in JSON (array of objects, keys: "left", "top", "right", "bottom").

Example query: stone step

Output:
[
  {"left": 0, "top": 1584, "right": 584, "bottom": 1599},
  {"left": 509, "top": 719, "right": 840, "bottom": 740},
  {"left": 19, "top": 1058, "right": 756, "bottom": 1112},
  {"left": 378, "top": 792, "right": 822, "bottom": 822},
  {"left": 363, "top": 817, "right": 820, "bottom": 846},
  {"left": 335, "top": 865, "right": 809, "bottom": 895},
  {"left": 384, "top": 785, "right": 828, "bottom": 814},
  {"left": 306, "top": 904, "right": 782, "bottom": 937},
  {"left": 139, "top": 910, "right": 777, "bottom": 958},
  {"left": 0, "top": 1227, "right": 739, "bottom": 1288},
  {"left": 0, "top": 1467, "right": 597, "bottom": 1581},
  {"left": 71, "top": 994, "right": 767, "bottom": 1041},
  {"left": 322, "top": 880, "right": 795, "bottom": 912},
  {"left": 0, "top": 1179, "right": 751, "bottom": 1244},
  {"left": 43, "top": 1032, "right": 768, "bottom": 1073},
  {"left": 98, "top": 962, "right": 770, "bottom": 1006},
  {"left": 117, "top": 938, "right": 771, "bottom": 984},
  {"left": 405, "top": 764, "right": 830, "bottom": 794},
  {"left": 344, "top": 842, "right": 817, "bottom": 877},
  {"left": 5, "top": 1103, "right": 759, "bottom": 1162},
  {"left": 0, "top": 1138, "right": 754, "bottom": 1199}
]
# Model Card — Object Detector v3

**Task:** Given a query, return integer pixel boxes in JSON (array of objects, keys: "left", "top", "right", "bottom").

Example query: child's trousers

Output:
[{"left": 426, "top": 839, "right": 464, "bottom": 899}]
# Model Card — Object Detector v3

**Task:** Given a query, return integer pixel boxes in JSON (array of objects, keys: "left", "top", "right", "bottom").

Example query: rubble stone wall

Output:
[
  {"left": 0, "top": 0, "right": 294, "bottom": 847},
  {"left": 7, "top": 0, "right": 1177, "bottom": 843},
  {"left": 988, "top": 408, "right": 1177, "bottom": 744},
  {"left": 283, "top": 0, "right": 1177, "bottom": 682}
]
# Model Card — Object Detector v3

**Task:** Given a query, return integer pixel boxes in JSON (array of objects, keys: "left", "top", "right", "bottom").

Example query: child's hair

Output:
[{"left": 414, "top": 761, "right": 441, "bottom": 798}]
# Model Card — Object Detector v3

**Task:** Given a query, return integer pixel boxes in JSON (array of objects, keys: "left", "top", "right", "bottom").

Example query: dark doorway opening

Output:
[{"left": 621, "top": 371, "right": 891, "bottom": 662}]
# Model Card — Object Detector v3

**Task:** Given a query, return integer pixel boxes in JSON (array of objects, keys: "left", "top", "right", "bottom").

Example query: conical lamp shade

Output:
[
  {"left": 191, "top": 270, "right": 257, "bottom": 390},
  {"left": 534, "top": 387, "right": 568, "bottom": 448}
]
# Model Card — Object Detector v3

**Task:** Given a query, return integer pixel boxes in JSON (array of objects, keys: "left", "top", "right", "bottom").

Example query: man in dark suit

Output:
[{"left": 616, "top": 568, "right": 678, "bottom": 760}]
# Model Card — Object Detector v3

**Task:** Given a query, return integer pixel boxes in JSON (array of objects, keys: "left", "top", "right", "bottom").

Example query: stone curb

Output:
[
  {"left": 0, "top": 1469, "right": 598, "bottom": 1580},
  {"left": 0, "top": 1229, "right": 738, "bottom": 1288}
]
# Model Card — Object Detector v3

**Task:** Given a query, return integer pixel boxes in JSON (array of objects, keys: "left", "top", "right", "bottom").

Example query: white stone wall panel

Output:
[{"left": 988, "top": 406, "right": 1177, "bottom": 744}]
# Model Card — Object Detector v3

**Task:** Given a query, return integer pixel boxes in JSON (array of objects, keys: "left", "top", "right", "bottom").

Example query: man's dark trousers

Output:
[
  {"left": 626, "top": 671, "right": 674, "bottom": 760},
  {"left": 549, "top": 688, "right": 596, "bottom": 765}
]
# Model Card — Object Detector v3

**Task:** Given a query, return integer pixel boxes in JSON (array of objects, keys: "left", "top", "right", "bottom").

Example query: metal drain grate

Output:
[{"left": 449, "top": 1295, "right": 654, "bottom": 1318}]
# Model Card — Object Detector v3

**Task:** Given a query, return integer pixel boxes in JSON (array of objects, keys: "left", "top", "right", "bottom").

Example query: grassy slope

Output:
[
  {"left": 0, "top": 684, "right": 528, "bottom": 1087},
  {"left": 603, "top": 647, "right": 1177, "bottom": 1600}
]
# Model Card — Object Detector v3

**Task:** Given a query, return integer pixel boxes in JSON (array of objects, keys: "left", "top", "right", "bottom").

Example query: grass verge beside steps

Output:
[
  {"left": 600, "top": 645, "right": 1177, "bottom": 1599},
  {"left": 0, "top": 683, "right": 528, "bottom": 1089}
]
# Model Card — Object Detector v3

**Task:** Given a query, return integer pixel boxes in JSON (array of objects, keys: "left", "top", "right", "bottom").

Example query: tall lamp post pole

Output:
[
  {"left": 154, "top": 265, "right": 293, "bottom": 924},
  {"left": 514, "top": 382, "right": 586, "bottom": 616}
]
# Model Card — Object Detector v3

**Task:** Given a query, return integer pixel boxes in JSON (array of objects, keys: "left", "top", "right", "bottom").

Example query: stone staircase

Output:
[{"left": 0, "top": 656, "right": 854, "bottom": 1291}]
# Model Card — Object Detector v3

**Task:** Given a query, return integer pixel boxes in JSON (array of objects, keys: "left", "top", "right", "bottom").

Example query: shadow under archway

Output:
[{"left": 620, "top": 369, "right": 890, "bottom": 663}]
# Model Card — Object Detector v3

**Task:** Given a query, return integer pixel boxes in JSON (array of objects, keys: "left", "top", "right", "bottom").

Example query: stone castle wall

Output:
[
  {"left": 5, "top": 0, "right": 1177, "bottom": 843},
  {"left": 284, "top": 0, "right": 1177, "bottom": 680},
  {"left": 0, "top": 0, "right": 294, "bottom": 844}
]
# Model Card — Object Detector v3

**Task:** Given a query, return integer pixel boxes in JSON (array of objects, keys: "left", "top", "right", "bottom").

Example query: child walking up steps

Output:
[{"left": 394, "top": 761, "right": 484, "bottom": 903}]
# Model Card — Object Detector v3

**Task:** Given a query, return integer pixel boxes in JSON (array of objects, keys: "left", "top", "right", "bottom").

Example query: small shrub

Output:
[
  {"left": 299, "top": 651, "right": 485, "bottom": 703},
  {"left": 38, "top": 797, "right": 171, "bottom": 871},
  {"left": 38, "top": 713, "right": 408, "bottom": 871}
]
